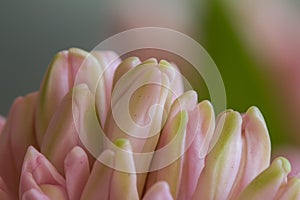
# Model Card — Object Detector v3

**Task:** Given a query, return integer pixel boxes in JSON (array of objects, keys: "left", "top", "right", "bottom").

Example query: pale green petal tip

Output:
[
  {"left": 26, "top": 146, "right": 39, "bottom": 158},
  {"left": 49, "top": 48, "right": 87, "bottom": 71},
  {"left": 174, "top": 90, "right": 198, "bottom": 110},
  {"left": 123, "top": 57, "right": 140, "bottom": 65},
  {"left": 51, "top": 50, "right": 67, "bottom": 63},
  {"left": 217, "top": 109, "right": 234, "bottom": 118},
  {"left": 114, "top": 138, "right": 131, "bottom": 149},
  {"left": 159, "top": 60, "right": 171, "bottom": 68},
  {"left": 223, "top": 110, "right": 242, "bottom": 128},
  {"left": 69, "top": 48, "right": 99, "bottom": 66},
  {"left": 98, "top": 149, "right": 115, "bottom": 166},
  {"left": 246, "top": 106, "right": 265, "bottom": 122},
  {"left": 275, "top": 157, "right": 291, "bottom": 174},
  {"left": 199, "top": 99, "right": 212, "bottom": 107},
  {"left": 141, "top": 58, "right": 158, "bottom": 65},
  {"left": 199, "top": 100, "right": 214, "bottom": 114},
  {"left": 44, "top": 50, "right": 67, "bottom": 81},
  {"left": 184, "top": 90, "right": 198, "bottom": 100},
  {"left": 69, "top": 48, "right": 89, "bottom": 58},
  {"left": 198, "top": 100, "right": 215, "bottom": 128},
  {"left": 213, "top": 110, "right": 241, "bottom": 148}
]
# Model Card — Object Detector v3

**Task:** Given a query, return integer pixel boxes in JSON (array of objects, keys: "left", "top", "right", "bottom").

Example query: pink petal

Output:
[
  {"left": 41, "top": 89, "right": 81, "bottom": 175},
  {"left": 193, "top": 110, "right": 243, "bottom": 200},
  {"left": 0, "top": 92, "right": 38, "bottom": 197},
  {"left": 146, "top": 90, "right": 197, "bottom": 199},
  {"left": 146, "top": 91, "right": 197, "bottom": 199},
  {"left": 64, "top": 146, "right": 90, "bottom": 200},
  {"left": 91, "top": 51, "right": 121, "bottom": 96},
  {"left": 80, "top": 150, "right": 114, "bottom": 200},
  {"left": 143, "top": 181, "right": 173, "bottom": 200},
  {"left": 228, "top": 106, "right": 271, "bottom": 198},
  {"left": 167, "top": 90, "right": 198, "bottom": 120},
  {"left": 167, "top": 62, "right": 184, "bottom": 104},
  {"left": 91, "top": 51, "right": 121, "bottom": 124},
  {"left": 112, "top": 57, "right": 141, "bottom": 88},
  {"left": 71, "top": 84, "right": 102, "bottom": 165},
  {"left": 147, "top": 110, "right": 188, "bottom": 199},
  {"left": 178, "top": 100, "right": 215, "bottom": 200},
  {"left": 110, "top": 139, "right": 139, "bottom": 200}
]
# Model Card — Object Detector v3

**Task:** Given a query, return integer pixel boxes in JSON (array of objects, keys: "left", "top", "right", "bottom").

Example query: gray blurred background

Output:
[{"left": 0, "top": 0, "right": 107, "bottom": 115}]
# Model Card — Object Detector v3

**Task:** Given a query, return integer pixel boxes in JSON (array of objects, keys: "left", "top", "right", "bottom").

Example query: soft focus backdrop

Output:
[{"left": 1, "top": 0, "right": 299, "bottom": 150}]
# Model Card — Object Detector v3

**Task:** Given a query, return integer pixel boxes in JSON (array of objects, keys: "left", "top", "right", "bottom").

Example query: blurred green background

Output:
[{"left": 1, "top": 0, "right": 299, "bottom": 149}]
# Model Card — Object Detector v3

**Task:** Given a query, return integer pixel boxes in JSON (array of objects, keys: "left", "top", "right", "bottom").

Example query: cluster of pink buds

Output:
[{"left": 0, "top": 48, "right": 299, "bottom": 199}]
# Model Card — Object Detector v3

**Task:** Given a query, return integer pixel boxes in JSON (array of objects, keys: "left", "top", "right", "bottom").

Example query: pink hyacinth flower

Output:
[{"left": 0, "top": 48, "right": 299, "bottom": 199}]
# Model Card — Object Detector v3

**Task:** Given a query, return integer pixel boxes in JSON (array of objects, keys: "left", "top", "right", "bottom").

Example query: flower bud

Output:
[
  {"left": 36, "top": 48, "right": 119, "bottom": 146},
  {"left": 110, "top": 139, "right": 139, "bottom": 200},
  {"left": 147, "top": 110, "right": 188, "bottom": 199},
  {"left": 64, "top": 146, "right": 90, "bottom": 200},
  {"left": 228, "top": 106, "right": 271, "bottom": 198},
  {"left": 193, "top": 110, "right": 243, "bottom": 199},
  {"left": 36, "top": 48, "right": 87, "bottom": 146},
  {"left": 19, "top": 146, "right": 68, "bottom": 200},
  {"left": 237, "top": 157, "right": 291, "bottom": 199},
  {"left": 105, "top": 59, "right": 183, "bottom": 153},
  {"left": 178, "top": 100, "right": 215, "bottom": 200},
  {"left": 103, "top": 59, "right": 183, "bottom": 197},
  {"left": 80, "top": 149, "right": 114, "bottom": 200},
  {"left": 40, "top": 89, "right": 80, "bottom": 174}
]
